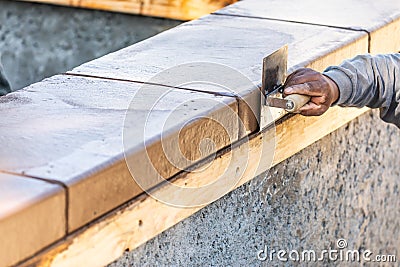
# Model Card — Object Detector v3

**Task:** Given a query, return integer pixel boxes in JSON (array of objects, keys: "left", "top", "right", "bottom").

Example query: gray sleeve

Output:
[
  {"left": 0, "top": 60, "right": 11, "bottom": 96},
  {"left": 323, "top": 53, "right": 400, "bottom": 128}
]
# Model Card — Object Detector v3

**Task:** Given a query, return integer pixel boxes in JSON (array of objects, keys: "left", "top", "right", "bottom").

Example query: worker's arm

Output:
[
  {"left": 284, "top": 53, "right": 400, "bottom": 128},
  {"left": 0, "top": 60, "right": 11, "bottom": 96}
]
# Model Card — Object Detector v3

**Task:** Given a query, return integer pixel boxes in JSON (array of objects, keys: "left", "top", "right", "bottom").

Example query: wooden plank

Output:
[
  {"left": 0, "top": 173, "right": 66, "bottom": 267},
  {"left": 0, "top": 75, "right": 239, "bottom": 231},
  {"left": 20, "top": 0, "right": 142, "bottom": 15},
  {"left": 69, "top": 14, "right": 368, "bottom": 135},
  {"left": 19, "top": 106, "right": 369, "bottom": 267},
  {"left": 215, "top": 0, "right": 400, "bottom": 53},
  {"left": 141, "top": 0, "right": 237, "bottom": 20},
  {"left": 369, "top": 17, "right": 400, "bottom": 54},
  {"left": 19, "top": 0, "right": 236, "bottom": 20}
]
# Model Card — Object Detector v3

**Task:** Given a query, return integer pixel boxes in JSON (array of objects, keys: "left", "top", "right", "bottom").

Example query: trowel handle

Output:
[{"left": 284, "top": 94, "right": 311, "bottom": 113}]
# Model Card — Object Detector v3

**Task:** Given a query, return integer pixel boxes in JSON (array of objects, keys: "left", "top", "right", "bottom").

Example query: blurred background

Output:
[{"left": 0, "top": 0, "right": 181, "bottom": 91}]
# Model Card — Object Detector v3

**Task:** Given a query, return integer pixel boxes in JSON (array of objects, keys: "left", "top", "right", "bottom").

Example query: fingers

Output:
[
  {"left": 298, "top": 102, "right": 329, "bottom": 116},
  {"left": 282, "top": 68, "right": 335, "bottom": 116},
  {"left": 284, "top": 68, "right": 330, "bottom": 97},
  {"left": 284, "top": 83, "right": 330, "bottom": 115},
  {"left": 285, "top": 68, "right": 321, "bottom": 87},
  {"left": 284, "top": 80, "right": 329, "bottom": 97}
]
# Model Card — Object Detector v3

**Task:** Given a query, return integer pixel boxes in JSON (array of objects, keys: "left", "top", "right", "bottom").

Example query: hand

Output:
[{"left": 283, "top": 68, "right": 339, "bottom": 116}]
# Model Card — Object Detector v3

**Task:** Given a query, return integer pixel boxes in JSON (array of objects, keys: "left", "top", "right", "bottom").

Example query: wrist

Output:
[{"left": 323, "top": 74, "right": 339, "bottom": 105}]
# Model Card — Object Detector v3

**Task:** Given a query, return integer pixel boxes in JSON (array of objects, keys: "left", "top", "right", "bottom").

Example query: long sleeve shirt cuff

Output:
[{"left": 323, "top": 67, "right": 353, "bottom": 106}]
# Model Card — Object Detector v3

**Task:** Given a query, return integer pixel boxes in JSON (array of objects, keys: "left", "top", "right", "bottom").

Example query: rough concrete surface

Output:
[
  {"left": 109, "top": 109, "right": 400, "bottom": 266},
  {"left": 0, "top": 1, "right": 180, "bottom": 90}
]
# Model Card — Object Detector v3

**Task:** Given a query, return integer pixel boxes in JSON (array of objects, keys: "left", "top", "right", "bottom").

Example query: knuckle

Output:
[
  {"left": 285, "top": 76, "right": 298, "bottom": 86},
  {"left": 291, "top": 77, "right": 303, "bottom": 85},
  {"left": 306, "top": 68, "right": 320, "bottom": 76},
  {"left": 303, "top": 82, "right": 311, "bottom": 91},
  {"left": 296, "top": 68, "right": 309, "bottom": 74},
  {"left": 305, "top": 82, "right": 317, "bottom": 93},
  {"left": 309, "top": 81, "right": 325, "bottom": 94},
  {"left": 303, "top": 68, "right": 315, "bottom": 73},
  {"left": 286, "top": 73, "right": 295, "bottom": 81},
  {"left": 319, "top": 78, "right": 328, "bottom": 88},
  {"left": 288, "top": 69, "right": 303, "bottom": 79}
]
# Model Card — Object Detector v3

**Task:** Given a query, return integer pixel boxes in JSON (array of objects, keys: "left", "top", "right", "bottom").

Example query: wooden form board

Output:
[
  {"left": 18, "top": 0, "right": 237, "bottom": 20},
  {"left": 20, "top": 106, "right": 370, "bottom": 267},
  {"left": 214, "top": 0, "right": 400, "bottom": 53},
  {"left": 0, "top": 173, "right": 66, "bottom": 267}
]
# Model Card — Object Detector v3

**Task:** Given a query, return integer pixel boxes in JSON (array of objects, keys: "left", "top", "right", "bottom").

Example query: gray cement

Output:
[
  {"left": 109, "top": 109, "right": 400, "bottom": 266},
  {"left": 0, "top": 1, "right": 180, "bottom": 91}
]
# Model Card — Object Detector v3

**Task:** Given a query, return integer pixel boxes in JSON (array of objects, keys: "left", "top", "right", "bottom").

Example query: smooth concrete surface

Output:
[
  {"left": 70, "top": 14, "right": 367, "bottom": 88},
  {"left": 0, "top": 173, "right": 66, "bottom": 267},
  {"left": 215, "top": 0, "right": 400, "bottom": 53},
  {"left": 109, "top": 109, "right": 400, "bottom": 266},
  {"left": 0, "top": 75, "right": 238, "bottom": 231},
  {"left": 0, "top": 0, "right": 180, "bottom": 91},
  {"left": 69, "top": 14, "right": 368, "bottom": 134}
]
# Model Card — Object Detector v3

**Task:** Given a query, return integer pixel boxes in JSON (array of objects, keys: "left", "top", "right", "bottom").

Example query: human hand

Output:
[{"left": 283, "top": 68, "right": 339, "bottom": 116}]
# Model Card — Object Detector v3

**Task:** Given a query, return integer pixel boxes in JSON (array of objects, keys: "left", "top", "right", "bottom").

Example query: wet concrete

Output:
[
  {"left": 0, "top": 1, "right": 180, "bottom": 91},
  {"left": 109, "top": 109, "right": 400, "bottom": 266}
]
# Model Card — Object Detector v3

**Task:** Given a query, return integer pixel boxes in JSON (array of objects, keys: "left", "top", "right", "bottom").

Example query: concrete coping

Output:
[{"left": 1, "top": 0, "right": 399, "bottom": 266}]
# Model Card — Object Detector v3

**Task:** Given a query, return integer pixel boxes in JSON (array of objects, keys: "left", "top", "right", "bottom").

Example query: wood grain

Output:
[
  {"left": 20, "top": 106, "right": 369, "bottom": 267},
  {"left": 369, "top": 17, "right": 400, "bottom": 54},
  {"left": 19, "top": 0, "right": 236, "bottom": 20}
]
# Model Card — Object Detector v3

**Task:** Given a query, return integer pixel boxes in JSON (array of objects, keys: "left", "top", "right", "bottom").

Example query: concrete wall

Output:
[
  {"left": 0, "top": 1, "right": 180, "bottom": 90},
  {"left": 110, "top": 109, "right": 400, "bottom": 266}
]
